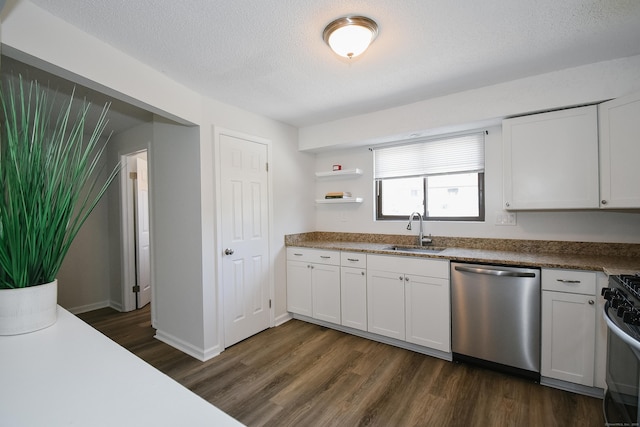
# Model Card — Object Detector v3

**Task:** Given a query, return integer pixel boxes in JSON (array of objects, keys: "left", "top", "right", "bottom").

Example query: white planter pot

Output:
[{"left": 0, "top": 280, "right": 58, "bottom": 335}]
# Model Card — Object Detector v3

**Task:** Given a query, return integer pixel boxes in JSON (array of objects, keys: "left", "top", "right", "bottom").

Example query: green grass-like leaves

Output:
[{"left": 0, "top": 77, "right": 120, "bottom": 289}]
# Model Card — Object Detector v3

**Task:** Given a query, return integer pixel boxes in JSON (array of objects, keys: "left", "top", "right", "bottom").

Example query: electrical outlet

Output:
[{"left": 495, "top": 211, "right": 517, "bottom": 226}]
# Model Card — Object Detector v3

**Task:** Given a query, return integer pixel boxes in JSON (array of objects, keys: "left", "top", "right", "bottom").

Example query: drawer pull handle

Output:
[
  {"left": 294, "top": 253, "right": 303, "bottom": 256},
  {"left": 557, "top": 279, "right": 581, "bottom": 284},
  {"left": 347, "top": 258, "right": 359, "bottom": 262},
  {"left": 320, "top": 256, "right": 331, "bottom": 259}
]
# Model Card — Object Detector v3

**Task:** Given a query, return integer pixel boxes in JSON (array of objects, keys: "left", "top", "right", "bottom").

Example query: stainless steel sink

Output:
[{"left": 384, "top": 245, "right": 446, "bottom": 254}]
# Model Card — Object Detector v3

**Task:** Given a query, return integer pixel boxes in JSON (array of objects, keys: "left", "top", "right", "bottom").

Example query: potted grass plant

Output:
[{"left": 0, "top": 76, "right": 120, "bottom": 335}]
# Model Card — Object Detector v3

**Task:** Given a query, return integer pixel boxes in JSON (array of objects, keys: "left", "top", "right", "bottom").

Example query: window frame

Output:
[{"left": 375, "top": 172, "right": 485, "bottom": 222}]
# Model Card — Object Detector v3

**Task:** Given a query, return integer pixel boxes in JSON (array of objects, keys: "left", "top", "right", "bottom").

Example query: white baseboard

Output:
[
  {"left": 66, "top": 300, "right": 112, "bottom": 315},
  {"left": 540, "top": 377, "right": 604, "bottom": 398},
  {"left": 274, "top": 312, "right": 292, "bottom": 327},
  {"left": 109, "top": 301, "right": 123, "bottom": 312},
  {"left": 154, "top": 329, "right": 221, "bottom": 362}
]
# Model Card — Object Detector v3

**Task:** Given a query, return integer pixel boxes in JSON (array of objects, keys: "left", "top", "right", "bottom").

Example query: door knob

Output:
[{"left": 224, "top": 248, "right": 234, "bottom": 255}]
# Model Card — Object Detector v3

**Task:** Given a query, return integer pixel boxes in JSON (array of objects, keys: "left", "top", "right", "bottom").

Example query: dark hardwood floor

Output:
[{"left": 78, "top": 306, "right": 605, "bottom": 426}]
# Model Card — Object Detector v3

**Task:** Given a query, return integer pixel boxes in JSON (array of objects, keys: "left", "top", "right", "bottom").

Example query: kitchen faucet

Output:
[{"left": 407, "top": 212, "right": 432, "bottom": 246}]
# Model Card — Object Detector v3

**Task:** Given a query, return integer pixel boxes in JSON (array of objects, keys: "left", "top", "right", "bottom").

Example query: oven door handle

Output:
[{"left": 603, "top": 302, "right": 640, "bottom": 352}]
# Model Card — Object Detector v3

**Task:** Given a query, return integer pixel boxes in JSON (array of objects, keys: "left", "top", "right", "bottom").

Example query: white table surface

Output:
[{"left": 0, "top": 306, "right": 244, "bottom": 427}]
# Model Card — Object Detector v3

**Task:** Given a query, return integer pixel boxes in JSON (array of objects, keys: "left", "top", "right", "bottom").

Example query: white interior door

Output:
[
  {"left": 220, "top": 133, "right": 270, "bottom": 347},
  {"left": 135, "top": 157, "right": 151, "bottom": 308}
]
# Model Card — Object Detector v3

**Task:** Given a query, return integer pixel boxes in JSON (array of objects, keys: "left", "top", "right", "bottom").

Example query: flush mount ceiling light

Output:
[{"left": 323, "top": 16, "right": 378, "bottom": 59}]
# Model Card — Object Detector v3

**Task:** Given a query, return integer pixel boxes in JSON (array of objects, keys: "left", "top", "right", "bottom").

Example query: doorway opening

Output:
[{"left": 121, "top": 149, "right": 152, "bottom": 312}]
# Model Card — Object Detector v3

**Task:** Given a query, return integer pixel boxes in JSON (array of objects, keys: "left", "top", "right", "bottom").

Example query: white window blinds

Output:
[{"left": 373, "top": 132, "right": 485, "bottom": 179}]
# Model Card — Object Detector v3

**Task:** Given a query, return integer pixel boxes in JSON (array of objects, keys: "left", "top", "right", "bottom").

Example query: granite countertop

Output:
[{"left": 285, "top": 233, "right": 640, "bottom": 275}]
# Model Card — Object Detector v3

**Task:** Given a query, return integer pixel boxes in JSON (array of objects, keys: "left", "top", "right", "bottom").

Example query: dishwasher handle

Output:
[{"left": 454, "top": 265, "right": 537, "bottom": 278}]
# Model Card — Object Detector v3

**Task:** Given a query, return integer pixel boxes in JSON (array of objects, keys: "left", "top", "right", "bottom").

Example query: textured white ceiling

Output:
[{"left": 25, "top": 0, "right": 640, "bottom": 127}]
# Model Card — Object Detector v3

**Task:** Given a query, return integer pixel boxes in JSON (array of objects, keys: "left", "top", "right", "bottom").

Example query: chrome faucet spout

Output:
[
  {"left": 408, "top": 212, "right": 424, "bottom": 246},
  {"left": 407, "top": 211, "right": 433, "bottom": 246}
]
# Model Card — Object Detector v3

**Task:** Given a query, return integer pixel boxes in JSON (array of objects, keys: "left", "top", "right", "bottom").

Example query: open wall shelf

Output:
[
  {"left": 315, "top": 197, "right": 363, "bottom": 204},
  {"left": 315, "top": 168, "right": 363, "bottom": 178}
]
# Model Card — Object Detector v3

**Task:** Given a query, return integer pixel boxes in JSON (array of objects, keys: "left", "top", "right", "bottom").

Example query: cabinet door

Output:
[
  {"left": 367, "top": 269, "right": 405, "bottom": 340},
  {"left": 503, "top": 105, "right": 599, "bottom": 210},
  {"left": 311, "top": 264, "right": 341, "bottom": 324},
  {"left": 599, "top": 91, "right": 640, "bottom": 208},
  {"left": 286, "top": 260, "right": 312, "bottom": 316},
  {"left": 341, "top": 267, "right": 367, "bottom": 331},
  {"left": 541, "top": 290, "right": 596, "bottom": 386},
  {"left": 405, "top": 274, "right": 450, "bottom": 352}
]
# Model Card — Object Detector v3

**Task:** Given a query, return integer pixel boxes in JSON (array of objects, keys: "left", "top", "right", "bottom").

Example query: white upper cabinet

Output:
[
  {"left": 598, "top": 91, "right": 640, "bottom": 208},
  {"left": 503, "top": 105, "right": 599, "bottom": 210}
]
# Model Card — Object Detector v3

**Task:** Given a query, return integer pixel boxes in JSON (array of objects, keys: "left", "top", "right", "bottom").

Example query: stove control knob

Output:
[
  {"left": 612, "top": 296, "right": 624, "bottom": 309},
  {"left": 622, "top": 310, "right": 637, "bottom": 324},
  {"left": 602, "top": 288, "right": 613, "bottom": 299},
  {"left": 618, "top": 305, "right": 631, "bottom": 318}
]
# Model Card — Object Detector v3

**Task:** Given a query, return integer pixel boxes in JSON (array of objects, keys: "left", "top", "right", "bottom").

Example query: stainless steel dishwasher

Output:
[{"left": 451, "top": 262, "right": 541, "bottom": 380}]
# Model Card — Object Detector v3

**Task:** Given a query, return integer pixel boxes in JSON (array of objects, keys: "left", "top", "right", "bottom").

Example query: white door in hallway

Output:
[{"left": 220, "top": 133, "right": 270, "bottom": 347}]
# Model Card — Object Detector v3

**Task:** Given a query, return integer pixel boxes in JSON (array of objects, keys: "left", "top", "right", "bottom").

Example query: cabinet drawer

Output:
[
  {"left": 286, "top": 247, "right": 340, "bottom": 265},
  {"left": 341, "top": 252, "right": 366, "bottom": 268},
  {"left": 367, "top": 254, "right": 449, "bottom": 279},
  {"left": 541, "top": 269, "right": 596, "bottom": 295}
]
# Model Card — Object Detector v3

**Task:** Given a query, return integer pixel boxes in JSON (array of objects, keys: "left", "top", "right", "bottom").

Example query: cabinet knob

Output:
[
  {"left": 405, "top": 277, "right": 409, "bottom": 281},
  {"left": 601, "top": 200, "right": 608, "bottom": 205},
  {"left": 588, "top": 299, "right": 595, "bottom": 305},
  {"left": 399, "top": 276, "right": 403, "bottom": 281},
  {"left": 361, "top": 271, "right": 365, "bottom": 276},
  {"left": 224, "top": 248, "right": 235, "bottom": 255},
  {"left": 505, "top": 202, "right": 510, "bottom": 208}
]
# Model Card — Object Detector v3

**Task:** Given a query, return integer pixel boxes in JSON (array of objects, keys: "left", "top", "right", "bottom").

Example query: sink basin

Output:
[{"left": 384, "top": 245, "right": 446, "bottom": 254}]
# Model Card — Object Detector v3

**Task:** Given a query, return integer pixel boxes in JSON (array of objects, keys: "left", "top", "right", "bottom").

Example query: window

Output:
[{"left": 374, "top": 132, "right": 485, "bottom": 221}]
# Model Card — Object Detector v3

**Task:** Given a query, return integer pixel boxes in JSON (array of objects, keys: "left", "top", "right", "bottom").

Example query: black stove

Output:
[
  {"left": 603, "top": 274, "right": 640, "bottom": 335},
  {"left": 602, "top": 273, "right": 640, "bottom": 425}
]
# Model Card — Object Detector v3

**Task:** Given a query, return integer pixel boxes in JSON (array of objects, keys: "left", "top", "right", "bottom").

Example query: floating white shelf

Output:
[
  {"left": 315, "top": 168, "right": 363, "bottom": 178},
  {"left": 315, "top": 197, "right": 364, "bottom": 204}
]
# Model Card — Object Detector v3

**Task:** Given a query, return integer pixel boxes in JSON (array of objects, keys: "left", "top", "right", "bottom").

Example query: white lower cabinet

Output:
[
  {"left": 405, "top": 273, "right": 450, "bottom": 352},
  {"left": 367, "top": 269, "right": 406, "bottom": 340},
  {"left": 340, "top": 252, "right": 367, "bottom": 331},
  {"left": 341, "top": 267, "right": 367, "bottom": 331},
  {"left": 287, "top": 249, "right": 451, "bottom": 354},
  {"left": 286, "top": 248, "right": 340, "bottom": 323},
  {"left": 367, "top": 255, "right": 450, "bottom": 351},
  {"left": 311, "top": 263, "right": 341, "bottom": 324},
  {"left": 286, "top": 259, "right": 312, "bottom": 316},
  {"left": 541, "top": 269, "right": 597, "bottom": 387}
]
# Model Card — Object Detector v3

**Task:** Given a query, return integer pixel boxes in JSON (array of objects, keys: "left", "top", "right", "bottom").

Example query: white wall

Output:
[
  {"left": 314, "top": 126, "right": 640, "bottom": 244},
  {"left": 300, "top": 55, "right": 640, "bottom": 152},
  {"left": 56, "top": 194, "right": 112, "bottom": 312},
  {"left": 151, "top": 120, "right": 210, "bottom": 358}
]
